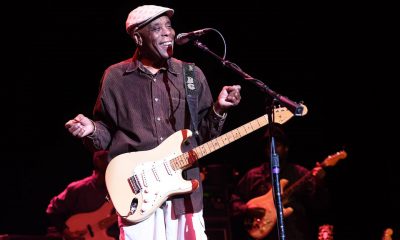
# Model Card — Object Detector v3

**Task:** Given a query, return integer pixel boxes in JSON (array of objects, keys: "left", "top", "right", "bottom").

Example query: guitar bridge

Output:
[{"left": 128, "top": 175, "right": 142, "bottom": 194}]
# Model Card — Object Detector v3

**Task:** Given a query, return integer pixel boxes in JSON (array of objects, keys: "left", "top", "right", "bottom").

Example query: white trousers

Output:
[{"left": 120, "top": 200, "right": 207, "bottom": 240}]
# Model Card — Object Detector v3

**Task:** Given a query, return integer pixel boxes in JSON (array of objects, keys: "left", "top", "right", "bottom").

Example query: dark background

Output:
[{"left": 3, "top": 0, "right": 397, "bottom": 239}]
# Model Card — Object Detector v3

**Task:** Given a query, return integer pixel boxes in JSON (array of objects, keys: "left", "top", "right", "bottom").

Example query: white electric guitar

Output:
[{"left": 106, "top": 105, "right": 307, "bottom": 224}]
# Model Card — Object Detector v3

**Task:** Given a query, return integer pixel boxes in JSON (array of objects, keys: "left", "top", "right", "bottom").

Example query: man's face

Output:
[{"left": 139, "top": 16, "right": 175, "bottom": 60}]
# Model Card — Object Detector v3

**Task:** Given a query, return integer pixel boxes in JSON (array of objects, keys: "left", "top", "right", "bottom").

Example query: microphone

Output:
[{"left": 175, "top": 28, "right": 212, "bottom": 45}]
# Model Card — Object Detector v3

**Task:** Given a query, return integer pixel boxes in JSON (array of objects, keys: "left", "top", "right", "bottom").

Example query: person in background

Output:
[
  {"left": 230, "top": 123, "right": 332, "bottom": 240},
  {"left": 64, "top": 4, "right": 241, "bottom": 240},
  {"left": 46, "top": 150, "right": 119, "bottom": 240}
]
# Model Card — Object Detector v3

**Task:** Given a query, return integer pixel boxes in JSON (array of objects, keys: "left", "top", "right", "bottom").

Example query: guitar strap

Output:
[{"left": 183, "top": 62, "right": 200, "bottom": 140}]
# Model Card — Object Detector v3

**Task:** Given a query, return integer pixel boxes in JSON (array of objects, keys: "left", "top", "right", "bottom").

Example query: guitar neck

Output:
[
  {"left": 281, "top": 171, "right": 315, "bottom": 205},
  {"left": 170, "top": 114, "right": 270, "bottom": 170},
  {"left": 282, "top": 151, "right": 347, "bottom": 204}
]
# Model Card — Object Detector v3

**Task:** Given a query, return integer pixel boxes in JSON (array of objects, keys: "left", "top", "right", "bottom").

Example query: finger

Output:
[
  {"left": 74, "top": 114, "right": 85, "bottom": 122},
  {"left": 71, "top": 127, "right": 82, "bottom": 136},
  {"left": 79, "top": 127, "right": 86, "bottom": 137},
  {"left": 227, "top": 89, "right": 238, "bottom": 98},
  {"left": 226, "top": 95, "right": 240, "bottom": 105},
  {"left": 70, "top": 123, "right": 84, "bottom": 134},
  {"left": 231, "top": 91, "right": 241, "bottom": 100},
  {"left": 65, "top": 120, "right": 76, "bottom": 128},
  {"left": 74, "top": 127, "right": 86, "bottom": 138},
  {"left": 234, "top": 91, "right": 241, "bottom": 100},
  {"left": 283, "top": 207, "right": 294, "bottom": 217},
  {"left": 233, "top": 85, "right": 241, "bottom": 91},
  {"left": 68, "top": 122, "right": 81, "bottom": 131},
  {"left": 65, "top": 116, "right": 83, "bottom": 128},
  {"left": 226, "top": 96, "right": 236, "bottom": 102}
]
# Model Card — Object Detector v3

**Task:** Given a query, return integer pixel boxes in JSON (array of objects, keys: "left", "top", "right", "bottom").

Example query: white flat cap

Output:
[{"left": 126, "top": 5, "right": 174, "bottom": 34}]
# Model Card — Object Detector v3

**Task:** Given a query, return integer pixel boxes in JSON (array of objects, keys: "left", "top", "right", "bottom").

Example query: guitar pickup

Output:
[
  {"left": 142, "top": 170, "right": 148, "bottom": 187},
  {"left": 164, "top": 161, "right": 173, "bottom": 175},
  {"left": 152, "top": 166, "right": 160, "bottom": 181}
]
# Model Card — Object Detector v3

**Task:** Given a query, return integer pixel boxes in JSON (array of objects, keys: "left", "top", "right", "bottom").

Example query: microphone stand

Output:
[
  {"left": 193, "top": 40, "right": 305, "bottom": 240},
  {"left": 266, "top": 102, "right": 287, "bottom": 240}
]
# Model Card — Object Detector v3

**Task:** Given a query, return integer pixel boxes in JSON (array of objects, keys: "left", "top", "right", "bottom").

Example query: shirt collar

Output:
[{"left": 125, "top": 53, "right": 179, "bottom": 76}]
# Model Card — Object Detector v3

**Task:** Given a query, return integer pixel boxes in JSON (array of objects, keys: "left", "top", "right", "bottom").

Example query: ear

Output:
[{"left": 133, "top": 32, "right": 142, "bottom": 46}]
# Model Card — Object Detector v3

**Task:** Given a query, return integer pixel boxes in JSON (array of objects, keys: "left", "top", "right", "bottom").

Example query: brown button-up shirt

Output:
[{"left": 85, "top": 56, "right": 226, "bottom": 216}]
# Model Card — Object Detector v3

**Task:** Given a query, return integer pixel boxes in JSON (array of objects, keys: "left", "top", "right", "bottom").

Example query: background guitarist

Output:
[
  {"left": 230, "top": 123, "right": 332, "bottom": 240},
  {"left": 46, "top": 150, "right": 119, "bottom": 240}
]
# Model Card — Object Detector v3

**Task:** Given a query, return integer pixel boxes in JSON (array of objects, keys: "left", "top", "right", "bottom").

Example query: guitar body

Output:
[
  {"left": 105, "top": 129, "right": 198, "bottom": 224},
  {"left": 246, "top": 179, "right": 294, "bottom": 240},
  {"left": 66, "top": 201, "right": 116, "bottom": 240}
]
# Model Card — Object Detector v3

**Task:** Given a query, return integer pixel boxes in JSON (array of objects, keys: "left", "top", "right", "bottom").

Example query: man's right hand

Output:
[{"left": 65, "top": 114, "right": 95, "bottom": 138}]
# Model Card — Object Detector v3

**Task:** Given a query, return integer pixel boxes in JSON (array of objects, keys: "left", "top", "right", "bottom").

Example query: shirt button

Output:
[
  {"left": 160, "top": 137, "right": 164, "bottom": 141},
  {"left": 155, "top": 98, "right": 159, "bottom": 102},
  {"left": 153, "top": 78, "right": 157, "bottom": 82},
  {"left": 156, "top": 117, "right": 161, "bottom": 121}
]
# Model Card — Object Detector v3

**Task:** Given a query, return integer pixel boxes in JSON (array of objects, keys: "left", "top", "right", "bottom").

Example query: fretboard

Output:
[{"left": 171, "top": 114, "right": 270, "bottom": 170}]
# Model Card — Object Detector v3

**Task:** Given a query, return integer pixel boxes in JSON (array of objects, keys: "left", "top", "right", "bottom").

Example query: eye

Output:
[{"left": 150, "top": 26, "right": 162, "bottom": 32}]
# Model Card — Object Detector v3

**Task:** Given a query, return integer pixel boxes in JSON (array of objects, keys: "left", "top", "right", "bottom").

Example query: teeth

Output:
[{"left": 161, "top": 42, "right": 172, "bottom": 46}]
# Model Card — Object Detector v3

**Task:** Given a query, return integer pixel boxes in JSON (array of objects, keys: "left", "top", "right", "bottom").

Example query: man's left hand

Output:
[{"left": 214, "top": 85, "right": 241, "bottom": 114}]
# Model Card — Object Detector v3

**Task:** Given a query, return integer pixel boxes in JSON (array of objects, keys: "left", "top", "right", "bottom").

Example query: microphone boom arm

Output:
[{"left": 192, "top": 40, "right": 305, "bottom": 116}]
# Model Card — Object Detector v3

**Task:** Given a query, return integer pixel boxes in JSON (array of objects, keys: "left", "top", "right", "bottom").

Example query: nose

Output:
[{"left": 162, "top": 26, "right": 174, "bottom": 36}]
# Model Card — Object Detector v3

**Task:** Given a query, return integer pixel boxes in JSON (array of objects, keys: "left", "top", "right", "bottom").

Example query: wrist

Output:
[
  {"left": 87, "top": 120, "right": 97, "bottom": 138},
  {"left": 213, "top": 104, "right": 227, "bottom": 118}
]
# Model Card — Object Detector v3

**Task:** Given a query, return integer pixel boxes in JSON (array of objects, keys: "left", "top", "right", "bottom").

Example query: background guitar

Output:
[
  {"left": 246, "top": 150, "right": 347, "bottom": 239},
  {"left": 65, "top": 201, "right": 118, "bottom": 240}
]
